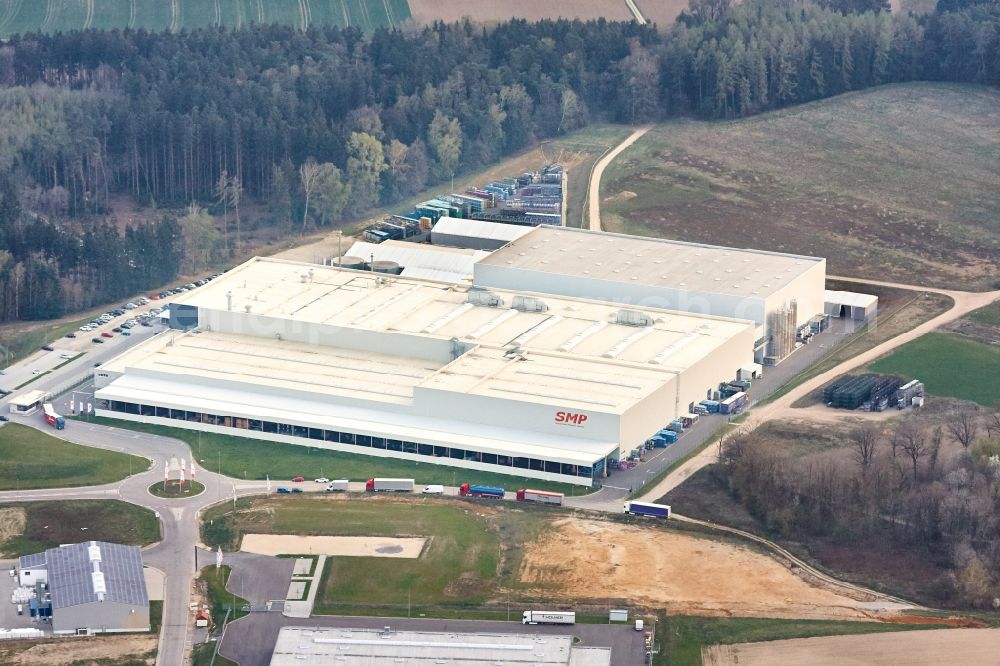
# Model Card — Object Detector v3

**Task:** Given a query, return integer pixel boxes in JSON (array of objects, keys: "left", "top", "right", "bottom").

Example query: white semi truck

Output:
[{"left": 522, "top": 610, "right": 576, "bottom": 625}]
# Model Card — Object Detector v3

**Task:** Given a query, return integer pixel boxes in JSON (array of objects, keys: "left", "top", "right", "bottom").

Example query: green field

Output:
[
  {"left": 202, "top": 496, "right": 547, "bottom": 609},
  {"left": 655, "top": 615, "right": 947, "bottom": 666},
  {"left": 968, "top": 302, "right": 1000, "bottom": 327},
  {"left": 0, "top": 0, "right": 411, "bottom": 37},
  {"left": 601, "top": 83, "right": 1000, "bottom": 290},
  {"left": 0, "top": 422, "right": 148, "bottom": 490},
  {"left": 87, "top": 416, "right": 592, "bottom": 495},
  {"left": 869, "top": 332, "right": 1000, "bottom": 407},
  {"left": 0, "top": 499, "right": 159, "bottom": 557}
]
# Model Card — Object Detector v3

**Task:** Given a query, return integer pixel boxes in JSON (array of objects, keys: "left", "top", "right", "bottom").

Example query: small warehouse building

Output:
[
  {"left": 268, "top": 626, "right": 611, "bottom": 665},
  {"left": 431, "top": 216, "right": 534, "bottom": 251},
  {"left": 824, "top": 289, "right": 878, "bottom": 323},
  {"left": 343, "top": 239, "right": 489, "bottom": 283},
  {"left": 94, "top": 257, "right": 755, "bottom": 486},
  {"left": 7, "top": 389, "right": 49, "bottom": 415},
  {"left": 17, "top": 541, "right": 149, "bottom": 635},
  {"left": 474, "top": 226, "right": 827, "bottom": 365}
]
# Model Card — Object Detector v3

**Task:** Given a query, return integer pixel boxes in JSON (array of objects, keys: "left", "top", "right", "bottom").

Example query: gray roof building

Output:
[{"left": 18, "top": 541, "right": 150, "bottom": 634}]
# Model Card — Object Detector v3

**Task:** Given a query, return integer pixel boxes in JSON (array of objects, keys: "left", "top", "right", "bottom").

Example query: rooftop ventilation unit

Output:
[
  {"left": 512, "top": 295, "right": 548, "bottom": 313},
  {"left": 614, "top": 309, "right": 653, "bottom": 327},
  {"left": 467, "top": 290, "right": 504, "bottom": 308},
  {"left": 87, "top": 544, "right": 102, "bottom": 563}
]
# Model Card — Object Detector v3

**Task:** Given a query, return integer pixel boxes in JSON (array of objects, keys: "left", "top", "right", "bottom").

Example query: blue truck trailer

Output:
[{"left": 624, "top": 501, "right": 671, "bottom": 518}]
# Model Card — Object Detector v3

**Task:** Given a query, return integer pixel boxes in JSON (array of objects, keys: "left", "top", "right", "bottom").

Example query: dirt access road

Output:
[
  {"left": 703, "top": 627, "right": 1000, "bottom": 665},
  {"left": 640, "top": 278, "right": 1000, "bottom": 501},
  {"left": 519, "top": 517, "right": 878, "bottom": 620},
  {"left": 587, "top": 125, "right": 653, "bottom": 230}
]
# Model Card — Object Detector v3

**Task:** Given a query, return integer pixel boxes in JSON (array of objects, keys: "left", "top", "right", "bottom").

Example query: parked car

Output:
[
  {"left": 149, "top": 294, "right": 161, "bottom": 300},
  {"left": 276, "top": 487, "right": 290, "bottom": 494},
  {"left": 141, "top": 321, "right": 153, "bottom": 327},
  {"left": 41, "top": 345, "right": 54, "bottom": 351},
  {"left": 290, "top": 488, "right": 303, "bottom": 493},
  {"left": 65, "top": 332, "right": 76, "bottom": 338},
  {"left": 59, "top": 353, "right": 73, "bottom": 359},
  {"left": 291, "top": 476, "right": 305, "bottom": 482},
  {"left": 0, "top": 415, "right": 8, "bottom": 422},
  {"left": 92, "top": 337, "right": 104, "bottom": 344},
  {"left": 112, "top": 327, "right": 123, "bottom": 333},
  {"left": 101, "top": 332, "right": 114, "bottom": 338},
  {"left": 314, "top": 477, "right": 330, "bottom": 484},
  {"left": 121, "top": 331, "right": 131, "bottom": 336},
  {"left": 31, "top": 370, "right": 43, "bottom": 375}
]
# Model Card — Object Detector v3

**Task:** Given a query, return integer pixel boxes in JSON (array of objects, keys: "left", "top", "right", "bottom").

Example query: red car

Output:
[
  {"left": 101, "top": 331, "right": 114, "bottom": 338},
  {"left": 291, "top": 476, "right": 305, "bottom": 482}
]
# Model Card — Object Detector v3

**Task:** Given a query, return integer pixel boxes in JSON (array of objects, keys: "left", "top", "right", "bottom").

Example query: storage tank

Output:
[
  {"left": 370, "top": 260, "right": 403, "bottom": 275},
  {"left": 329, "top": 256, "right": 366, "bottom": 270}
]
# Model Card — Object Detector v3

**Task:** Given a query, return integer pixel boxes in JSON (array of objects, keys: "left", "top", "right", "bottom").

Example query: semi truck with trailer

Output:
[
  {"left": 459, "top": 483, "right": 505, "bottom": 499},
  {"left": 515, "top": 489, "right": 564, "bottom": 506},
  {"left": 522, "top": 610, "right": 575, "bottom": 625},
  {"left": 42, "top": 403, "right": 65, "bottom": 430},
  {"left": 624, "top": 501, "right": 671, "bottom": 519},
  {"left": 365, "top": 478, "right": 415, "bottom": 492}
]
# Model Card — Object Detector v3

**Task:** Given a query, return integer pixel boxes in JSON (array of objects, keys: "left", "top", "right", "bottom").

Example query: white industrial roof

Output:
[
  {"left": 345, "top": 240, "right": 487, "bottom": 283},
  {"left": 431, "top": 216, "right": 534, "bottom": 243},
  {"left": 96, "top": 371, "right": 616, "bottom": 466},
  {"left": 268, "top": 627, "right": 609, "bottom": 666},
  {"left": 824, "top": 289, "right": 878, "bottom": 309},
  {"left": 148, "top": 258, "right": 754, "bottom": 415},
  {"left": 477, "top": 225, "right": 824, "bottom": 298},
  {"left": 8, "top": 389, "right": 48, "bottom": 406}
]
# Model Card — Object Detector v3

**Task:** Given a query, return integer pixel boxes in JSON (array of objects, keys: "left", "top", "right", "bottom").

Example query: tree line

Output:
[
  {"left": 717, "top": 410, "right": 1000, "bottom": 608},
  {"left": 0, "top": 0, "right": 997, "bottom": 322}
]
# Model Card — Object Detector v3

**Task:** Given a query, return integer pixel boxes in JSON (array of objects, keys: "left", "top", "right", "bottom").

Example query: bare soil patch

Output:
[
  {"left": 0, "top": 634, "right": 156, "bottom": 665},
  {"left": 408, "top": 0, "right": 632, "bottom": 24},
  {"left": 518, "top": 517, "right": 867, "bottom": 619},
  {"left": 703, "top": 627, "right": 1000, "bottom": 666},
  {"left": 0, "top": 507, "right": 26, "bottom": 547},
  {"left": 241, "top": 534, "right": 426, "bottom": 558},
  {"left": 635, "top": 0, "right": 691, "bottom": 26}
]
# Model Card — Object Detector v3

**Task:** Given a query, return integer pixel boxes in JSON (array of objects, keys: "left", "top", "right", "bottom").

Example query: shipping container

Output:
[{"left": 516, "top": 489, "right": 564, "bottom": 505}]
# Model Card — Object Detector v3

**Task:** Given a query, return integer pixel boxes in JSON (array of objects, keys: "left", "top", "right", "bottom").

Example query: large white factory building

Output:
[
  {"left": 94, "top": 256, "right": 757, "bottom": 486},
  {"left": 475, "top": 226, "right": 826, "bottom": 364}
]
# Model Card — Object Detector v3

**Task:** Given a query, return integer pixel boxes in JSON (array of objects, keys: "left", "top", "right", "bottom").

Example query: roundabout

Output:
[{"left": 148, "top": 479, "right": 206, "bottom": 498}]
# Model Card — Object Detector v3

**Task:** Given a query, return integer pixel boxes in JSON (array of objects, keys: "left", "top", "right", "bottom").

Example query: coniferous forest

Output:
[{"left": 0, "top": 0, "right": 997, "bottom": 321}]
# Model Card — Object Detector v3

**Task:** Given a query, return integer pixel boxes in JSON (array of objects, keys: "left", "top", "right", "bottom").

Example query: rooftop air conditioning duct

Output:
[
  {"left": 512, "top": 295, "right": 548, "bottom": 312},
  {"left": 467, "top": 289, "right": 503, "bottom": 308},
  {"left": 614, "top": 309, "right": 653, "bottom": 327}
]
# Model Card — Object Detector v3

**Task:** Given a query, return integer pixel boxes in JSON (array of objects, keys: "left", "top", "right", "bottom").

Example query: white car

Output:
[
  {"left": 31, "top": 370, "right": 43, "bottom": 376},
  {"left": 314, "top": 477, "right": 330, "bottom": 484},
  {"left": 59, "top": 353, "right": 73, "bottom": 359},
  {"left": 422, "top": 485, "right": 445, "bottom": 495}
]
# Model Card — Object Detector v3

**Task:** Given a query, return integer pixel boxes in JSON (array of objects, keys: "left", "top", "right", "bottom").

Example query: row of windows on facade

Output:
[{"left": 103, "top": 401, "right": 600, "bottom": 478}]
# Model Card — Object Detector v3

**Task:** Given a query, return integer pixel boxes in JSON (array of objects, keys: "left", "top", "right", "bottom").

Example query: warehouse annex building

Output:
[
  {"left": 95, "top": 257, "right": 755, "bottom": 486},
  {"left": 17, "top": 541, "right": 149, "bottom": 635},
  {"left": 475, "top": 226, "right": 827, "bottom": 365}
]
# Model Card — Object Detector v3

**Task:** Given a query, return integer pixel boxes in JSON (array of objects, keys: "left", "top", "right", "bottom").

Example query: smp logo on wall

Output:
[{"left": 554, "top": 411, "right": 588, "bottom": 427}]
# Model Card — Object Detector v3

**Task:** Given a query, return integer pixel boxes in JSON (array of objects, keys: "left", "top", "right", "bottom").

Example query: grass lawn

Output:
[
  {"left": 869, "top": 332, "right": 1000, "bottom": 407},
  {"left": 656, "top": 615, "right": 947, "bottom": 666},
  {"left": 0, "top": 500, "right": 160, "bottom": 557},
  {"left": 199, "top": 565, "right": 250, "bottom": 622},
  {"left": 149, "top": 479, "right": 205, "bottom": 498},
  {"left": 0, "top": 423, "right": 148, "bottom": 490},
  {"left": 602, "top": 83, "right": 1000, "bottom": 290},
  {"left": 88, "top": 417, "right": 592, "bottom": 495},
  {"left": 202, "top": 495, "right": 549, "bottom": 611},
  {"left": 968, "top": 302, "right": 1000, "bottom": 327}
]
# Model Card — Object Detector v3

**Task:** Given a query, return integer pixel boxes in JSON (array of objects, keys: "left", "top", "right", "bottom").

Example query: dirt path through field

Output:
[
  {"left": 519, "top": 518, "right": 871, "bottom": 619},
  {"left": 703, "top": 627, "right": 1000, "bottom": 665},
  {"left": 588, "top": 125, "right": 653, "bottom": 230}
]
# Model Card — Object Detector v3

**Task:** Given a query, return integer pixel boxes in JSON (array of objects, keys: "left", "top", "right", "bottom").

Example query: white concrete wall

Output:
[
  {"left": 413, "top": 386, "right": 620, "bottom": 443},
  {"left": 765, "top": 258, "right": 826, "bottom": 329},
  {"left": 93, "top": 411, "right": 600, "bottom": 486},
  {"left": 52, "top": 602, "right": 149, "bottom": 634},
  {"left": 18, "top": 567, "right": 46, "bottom": 586}
]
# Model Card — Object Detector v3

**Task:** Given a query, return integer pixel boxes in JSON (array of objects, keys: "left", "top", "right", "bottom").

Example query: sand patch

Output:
[
  {"left": 0, "top": 507, "right": 26, "bottom": 554},
  {"left": 241, "top": 534, "right": 426, "bottom": 558},
  {"left": 702, "top": 628, "right": 1000, "bottom": 666},
  {"left": 519, "top": 518, "right": 868, "bottom": 619},
  {"left": 0, "top": 634, "right": 157, "bottom": 665}
]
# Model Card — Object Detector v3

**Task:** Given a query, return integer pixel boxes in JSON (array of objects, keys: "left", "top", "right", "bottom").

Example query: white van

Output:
[{"left": 422, "top": 484, "right": 445, "bottom": 495}]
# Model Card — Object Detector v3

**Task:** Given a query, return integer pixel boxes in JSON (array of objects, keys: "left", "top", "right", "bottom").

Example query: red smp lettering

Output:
[{"left": 555, "top": 411, "right": 588, "bottom": 426}]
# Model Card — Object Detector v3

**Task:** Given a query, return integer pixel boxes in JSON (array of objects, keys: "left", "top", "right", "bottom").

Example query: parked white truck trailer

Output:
[
  {"left": 522, "top": 610, "right": 576, "bottom": 625},
  {"left": 366, "top": 478, "right": 414, "bottom": 492}
]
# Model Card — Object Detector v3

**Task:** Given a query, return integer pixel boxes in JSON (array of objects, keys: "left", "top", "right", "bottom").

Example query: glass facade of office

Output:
[{"left": 103, "top": 400, "right": 599, "bottom": 479}]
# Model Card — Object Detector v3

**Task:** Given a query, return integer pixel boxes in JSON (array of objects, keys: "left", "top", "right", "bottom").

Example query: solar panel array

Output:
[{"left": 42, "top": 541, "right": 149, "bottom": 610}]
